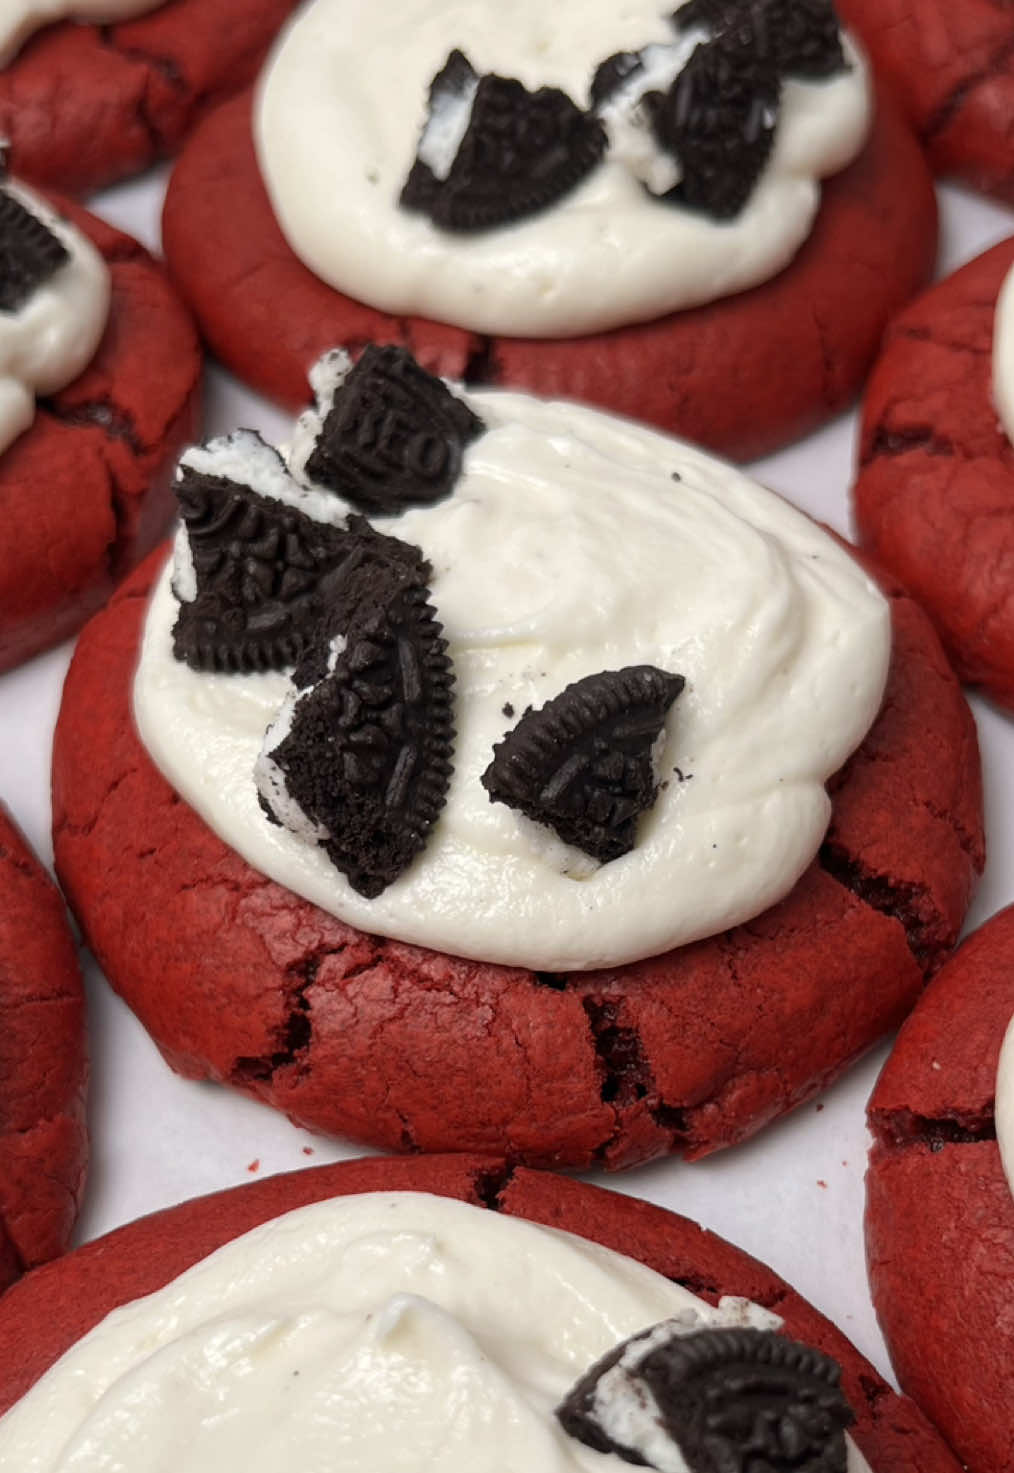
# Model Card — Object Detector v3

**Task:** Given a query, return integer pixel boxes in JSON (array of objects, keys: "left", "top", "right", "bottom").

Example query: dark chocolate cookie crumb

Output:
[
  {"left": 0, "top": 189, "right": 70, "bottom": 312},
  {"left": 258, "top": 578, "right": 455, "bottom": 897},
  {"left": 304, "top": 345, "right": 484, "bottom": 516},
  {"left": 402, "top": 59, "right": 607, "bottom": 231},
  {"left": 481, "top": 666, "right": 683, "bottom": 863},
  {"left": 647, "top": 26, "right": 780, "bottom": 219},
  {"left": 558, "top": 1323, "right": 854, "bottom": 1473},
  {"left": 673, "top": 0, "right": 846, "bottom": 80},
  {"left": 172, "top": 441, "right": 362, "bottom": 673}
]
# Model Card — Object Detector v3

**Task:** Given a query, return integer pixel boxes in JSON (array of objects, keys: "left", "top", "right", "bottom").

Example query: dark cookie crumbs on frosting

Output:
[
  {"left": 673, "top": 0, "right": 847, "bottom": 80},
  {"left": 558, "top": 1324, "right": 854, "bottom": 1473},
  {"left": 401, "top": 53, "right": 607, "bottom": 232},
  {"left": 646, "top": 26, "right": 781, "bottom": 220},
  {"left": 0, "top": 188, "right": 70, "bottom": 313},
  {"left": 481, "top": 666, "right": 684, "bottom": 864},
  {"left": 304, "top": 345, "right": 485, "bottom": 516},
  {"left": 172, "top": 445, "right": 360, "bottom": 673},
  {"left": 258, "top": 576, "right": 455, "bottom": 898}
]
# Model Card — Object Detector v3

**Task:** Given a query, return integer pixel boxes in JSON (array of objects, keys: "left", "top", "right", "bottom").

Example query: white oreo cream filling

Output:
[
  {"left": 254, "top": 0, "right": 871, "bottom": 337},
  {"left": 0, "top": 0, "right": 163, "bottom": 66},
  {"left": 0, "top": 1191, "right": 871, "bottom": 1473},
  {"left": 992, "top": 259, "right": 1014, "bottom": 447},
  {"left": 0, "top": 180, "right": 110, "bottom": 454},
  {"left": 134, "top": 372, "right": 890, "bottom": 972}
]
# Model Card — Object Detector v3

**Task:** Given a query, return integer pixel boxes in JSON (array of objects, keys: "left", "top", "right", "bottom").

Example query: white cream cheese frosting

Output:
[
  {"left": 254, "top": 0, "right": 871, "bottom": 337},
  {"left": 996, "top": 1012, "right": 1014, "bottom": 1196},
  {"left": 0, "top": 180, "right": 110, "bottom": 455},
  {"left": 0, "top": 0, "right": 163, "bottom": 66},
  {"left": 992, "top": 259, "right": 1014, "bottom": 447},
  {"left": 0, "top": 1190, "right": 871, "bottom": 1472},
  {"left": 134, "top": 365, "right": 891, "bottom": 972}
]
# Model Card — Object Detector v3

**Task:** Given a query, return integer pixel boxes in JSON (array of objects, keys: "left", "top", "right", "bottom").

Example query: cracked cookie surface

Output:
[
  {"left": 0, "top": 0, "right": 296, "bottom": 196},
  {"left": 0, "top": 804, "right": 87, "bottom": 1296},
  {"left": 866, "top": 905, "right": 1014, "bottom": 1473},
  {"left": 161, "top": 89, "right": 936, "bottom": 461},
  {"left": 836, "top": 0, "right": 1014, "bottom": 203},
  {"left": 50, "top": 544, "right": 983, "bottom": 1170},
  {"left": 0, "top": 192, "right": 201, "bottom": 675},
  {"left": 0, "top": 1155, "right": 963, "bottom": 1472},
  {"left": 852, "top": 236, "right": 1014, "bottom": 712}
]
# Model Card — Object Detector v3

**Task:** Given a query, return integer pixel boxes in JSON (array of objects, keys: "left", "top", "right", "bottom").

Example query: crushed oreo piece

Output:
[
  {"left": 673, "top": 0, "right": 847, "bottom": 79},
  {"left": 755, "top": 0, "right": 846, "bottom": 79},
  {"left": 290, "top": 515, "right": 430, "bottom": 689},
  {"left": 590, "top": 50, "right": 645, "bottom": 109},
  {"left": 0, "top": 189, "right": 70, "bottom": 312},
  {"left": 256, "top": 576, "right": 455, "bottom": 898},
  {"left": 402, "top": 56, "right": 607, "bottom": 231},
  {"left": 303, "top": 345, "right": 484, "bottom": 515},
  {"left": 171, "top": 437, "right": 363, "bottom": 673},
  {"left": 401, "top": 49, "right": 480, "bottom": 215},
  {"left": 558, "top": 1323, "right": 854, "bottom": 1473},
  {"left": 646, "top": 26, "right": 780, "bottom": 219},
  {"left": 481, "top": 666, "right": 683, "bottom": 864}
]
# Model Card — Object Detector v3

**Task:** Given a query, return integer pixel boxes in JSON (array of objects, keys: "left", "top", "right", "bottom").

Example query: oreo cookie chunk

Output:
[
  {"left": 302, "top": 345, "right": 484, "bottom": 515},
  {"left": 481, "top": 666, "right": 683, "bottom": 864},
  {"left": 674, "top": 0, "right": 847, "bottom": 81},
  {"left": 0, "top": 186, "right": 70, "bottom": 312},
  {"left": 255, "top": 558, "right": 455, "bottom": 898},
  {"left": 558, "top": 1320, "right": 854, "bottom": 1473},
  {"left": 401, "top": 48, "right": 607, "bottom": 230},
  {"left": 646, "top": 25, "right": 781, "bottom": 219},
  {"left": 171, "top": 429, "right": 362, "bottom": 674},
  {"left": 591, "top": 40, "right": 703, "bottom": 198}
]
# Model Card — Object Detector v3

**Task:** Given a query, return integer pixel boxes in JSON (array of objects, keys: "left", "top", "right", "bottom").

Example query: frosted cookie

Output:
[
  {"left": 0, "top": 176, "right": 201, "bottom": 674},
  {"left": 51, "top": 352, "right": 983, "bottom": 1168},
  {"left": 161, "top": 0, "right": 937, "bottom": 459},
  {"left": 0, "top": 0, "right": 298, "bottom": 195},
  {"left": 0, "top": 1156, "right": 961, "bottom": 1472},
  {"left": 852, "top": 236, "right": 1014, "bottom": 711},
  {"left": 836, "top": 0, "right": 1014, "bottom": 203},
  {"left": 866, "top": 905, "right": 1014, "bottom": 1473},
  {"left": 0, "top": 804, "right": 87, "bottom": 1295}
]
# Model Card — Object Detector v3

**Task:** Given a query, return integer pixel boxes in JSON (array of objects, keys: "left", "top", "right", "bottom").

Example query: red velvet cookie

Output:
[
  {"left": 161, "top": 89, "right": 936, "bottom": 461},
  {"left": 50, "top": 544, "right": 983, "bottom": 1171},
  {"left": 852, "top": 236, "right": 1014, "bottom": 712},
  {"left": 0, "top": 192, "right": 201, "bottom": 675},
  {"left": 0, "top": 1154, "right": 961, "bottom": 1472},
  {"left": 836, "top": 0, "right": 1014, "bottom": 203},
  {"left": 866, "top": 905, "right": 1014, "bottom": 1473},
  {"left": 0, "top": 0, "right": 297, "bottom": 196},
  {"left": 0, "top": 804, "right": 87, "bottom": 1296}
]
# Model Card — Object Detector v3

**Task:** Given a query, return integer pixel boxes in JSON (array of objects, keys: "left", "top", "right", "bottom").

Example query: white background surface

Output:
[{"left": 0, "top": 159, "right": 1011, "bottom": 1390}]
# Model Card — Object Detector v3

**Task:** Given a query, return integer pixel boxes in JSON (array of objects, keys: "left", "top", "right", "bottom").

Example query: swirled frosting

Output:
[
  {"left": 134, "top": 365, "right": 890, "bottom": 971},
  {"left": 0, "top": 1191, "right": 871, "bottom": 1473},
  {"left": 0, "top": 0, "right": 163, "bottom": 66},
  {"left": 254, "top": 0, "right": 871, "bottom": 337}
]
